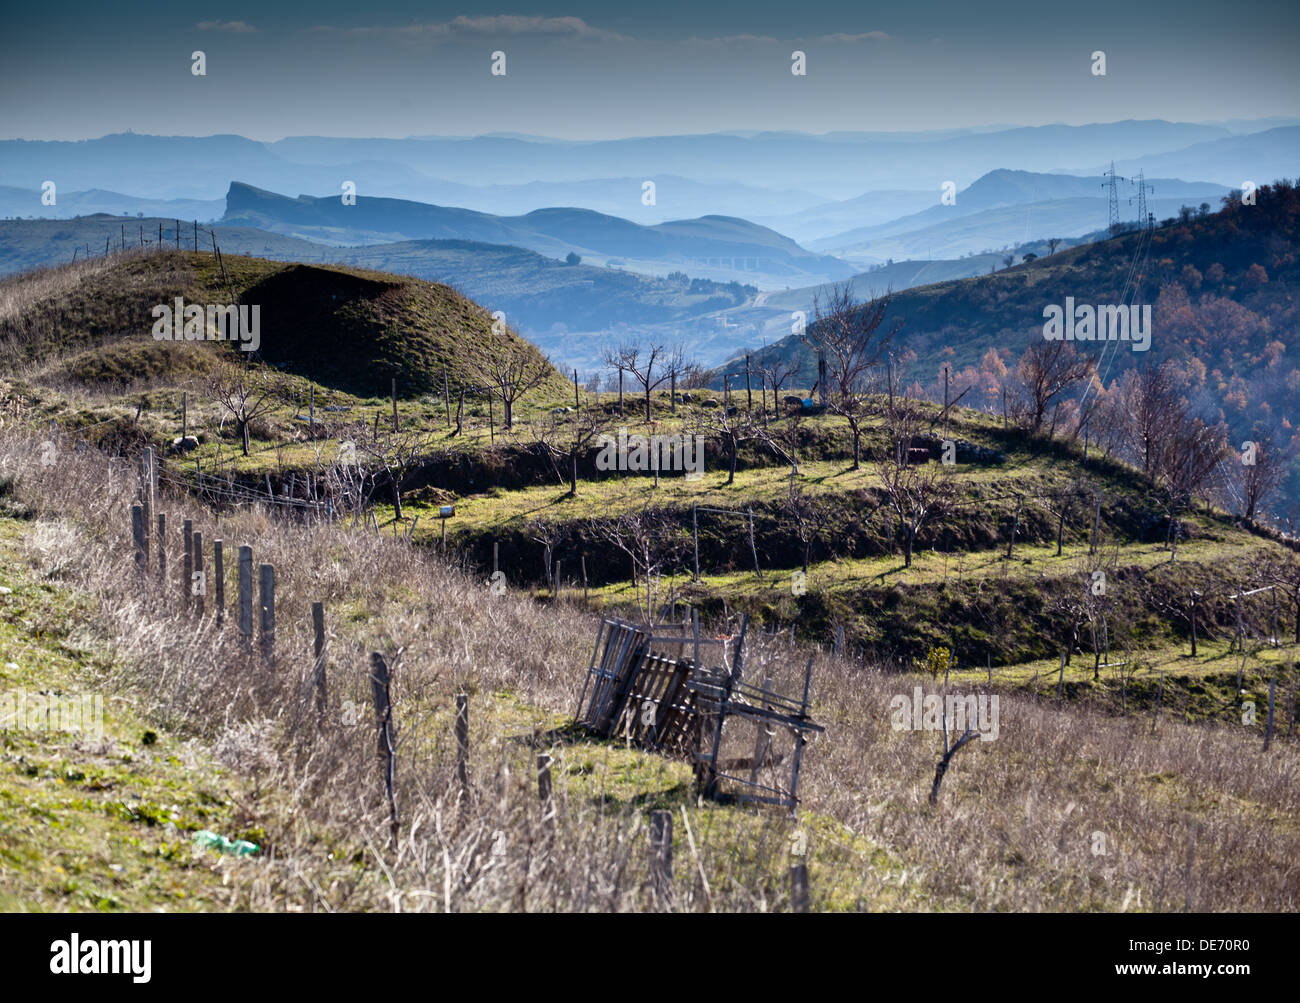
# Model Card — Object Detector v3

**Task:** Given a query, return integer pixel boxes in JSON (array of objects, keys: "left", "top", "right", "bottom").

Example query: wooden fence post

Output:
[
  {"left": 692, "top": 503, "right": 700, "bottom": 582},
  {"left": 237, "top": 546, "right": 253, "bottom": 645},
  {"left": 131, "top": 505, "right": 146, "bottom": 571},
  {"left": 455, "top": 693, "right": 470, "bottom": 796},
  {"left": 1264, "top": 676, "right": 1276, "bottom": 751},
  {"left": 312, "top": 602, "right": 327, "bottom": 719},
  {"left": 369, "top": 652, "right": 399, "bottom": 847},
  {"left": 192, "top": 530, "right": 205, "bottom": 617},
  {"left": 748, "top": 676, "right": 773, "bottom": 788},
  {"left": 258, "top": 564, "right": 275, "bottom": 658},
  {"left": 182, "top": 519, "right": 193, "bottom": 609},
  {"left": 140, "top": 447, "right": 155, "bottom": 564},
  {"left": 156, "top": 513, "right": 167, "bottom": 581},
  {"left": 648, "top": 809, "right": 672, "bottom": 904},
  {"left": 790, "top": 862, "right": 810, "bottom": 912},
  {"left": 213, "top": 541, "right": 224, "bottom": 625},
  {"left": 537, "top": 753, "right": 553, "bottom": 812},
  {"left": 1006, "top": 496, "right": 1022, "bottom": 560}
]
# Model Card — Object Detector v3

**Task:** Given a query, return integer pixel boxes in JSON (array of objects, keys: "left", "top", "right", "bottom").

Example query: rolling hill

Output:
[
  {"left": 811, "top": 169, "right": 1229, "bottom": 263},
  {"left": 0, "top": 185, "right": 223, "bottom": 223},
  {"left": 221, "top": 182, "right": 856, "bottom": 287},
  {"left": 719, "top": 179, "right": 1300, "bottom": 510},
  {"left": 0, "top": 216, "right": 759, "bottom": 372},
  {"left": 0, "top": 250, "right": 562, "bottom": 399}
]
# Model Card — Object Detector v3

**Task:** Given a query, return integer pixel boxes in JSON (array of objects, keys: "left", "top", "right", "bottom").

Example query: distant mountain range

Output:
[
  {"left": 221, "top": 182, "right": 857, "bottom": 287},
  {"left": 1, "top": 120, "right": 1292, "bottom": 220},
  {"left": 0, "top": 185, "right": 222, "bottom": 223},
  {"left": 809, "top": 169, "right": 1231, "bottom": 265}
]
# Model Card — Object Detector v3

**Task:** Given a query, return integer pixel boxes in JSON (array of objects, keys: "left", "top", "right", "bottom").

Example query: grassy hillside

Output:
[
  {"left": 718, "top": 180, "right": 1300, "bottom": 514},
  {"left": 0, "top": 434, "right": 1296, "bottom": 912},
  {"left": 1, "top": 235, "right": 1299, "bottom": 912},
  {"left": 0, "top": 249, "right": 563, "bottom": 399},
  {"left": 727, "top": 179, "right": 1299, "bottom": 378},
  {"left": 0, "top": 217, "right": 758, "bottom": 370}
]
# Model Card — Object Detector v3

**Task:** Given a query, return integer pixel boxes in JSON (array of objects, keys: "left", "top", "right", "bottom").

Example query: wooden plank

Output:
[
  {"left": 574, "top": 617, "right": 611, "bottom": 720},
  {"left": 590, "top": 623, "right": 645, "bottom": 733},
  {"left": 749, "top": 676, "right": 772, "bottom": 788},
  {"left": 599, "top": 631, "right": 649, "bottom": 735},
  {"left": 192, "top": 530, "right": 205, "bottom": 617},
  {"left": 455, "top": 693, "right": 470, "bottom": 793},
  {"left": 258, "top": 563, "right": 275, "bottom": 658},
  {"left": 312, "top": 601, "right": 326, "bottom": 718},
  {"left": 156, "top": 513, "right": 167, "bottom": 581},
  {"left": 585, "top": 620, "right": 631, "bottom": 725},
  {"left": 237, "top": 545, "right": 253, "bottom": 643},
  {"left": 788, "top": 656, "right": 815, "bottom": 811},
  {"left": 131, "top": 505, "right": 145, "bottom": 571},
  {"left": 182, "top": 519, "right": 193, "bottom": 609},
  {"left": 213, "top": 540, "right": 224, "bottom": 625},
  {"left": 790, "top": 863, "right": 810, "bottom": 912},
  {"left": 648, "top": 809, "right": 672, "bottom": 903}
]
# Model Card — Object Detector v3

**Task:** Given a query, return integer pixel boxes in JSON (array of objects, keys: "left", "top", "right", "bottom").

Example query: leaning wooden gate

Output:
[{"left": 574, "top": 612, "right": 824, "bottom": 810}]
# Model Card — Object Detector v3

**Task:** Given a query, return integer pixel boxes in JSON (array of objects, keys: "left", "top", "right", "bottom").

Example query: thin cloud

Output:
[
  {"left": 819, "top": 31, "right": 890, "bottom": 43},
  {"left": 684, "top": 30, "right": 891, "bottom": 46},
  {"left": 197, "top": 20, "right": 257, "bottom": 34},
  {"left": 309, "top": 15, "right": 629, "bottom": 43}
]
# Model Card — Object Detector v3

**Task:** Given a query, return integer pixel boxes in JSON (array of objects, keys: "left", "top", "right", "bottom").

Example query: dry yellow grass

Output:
[{"left": 1, "top": 430, "right": 1297, "bottom": 911}]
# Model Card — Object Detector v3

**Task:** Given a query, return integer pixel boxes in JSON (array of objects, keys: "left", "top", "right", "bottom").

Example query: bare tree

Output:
[
  {"left": 782, "top": 486, "right": 831, "bottom": 574},
  {"left": 591, "top": 504, "right": 685, "bottom": 622},
  {"left": 1158, "top": 414, "right": 1229, "bottom": 558},
  {"left": 356, "top": 425, "right": 435, "bottom": 525},
  {"left": 1080, "top": 543, "right": 1120, "bottom": 680},
  {"left": 529, "top": 406, "right": 614, "bottom": 498},
  {"left": 604, "top": 343, "right": 683, "bottom": 423},
  {"left": 478, "top": 336, "right": 553, "bottom": 431},
  {"left": 1115, "top": 362, "right": 1183, "bottom": 475},
  {"left": 760, "top": 351, "right": 802, "bottom": 417},
  {"left": 525, "top": 518, "right": 563, "bottom": 589},
  {"left": 1230, "top": 431, "right": 1289, "bottom": 523},
  {"left": 1260, "top": 553, "right": 1300, "bottom": 645},
  {"left": 687, "top": 403, "right": 783, "bottom": 487},
  {"left": 1013, "top": 341, "right": 1094, "bottom": 434},
  {"left": 809, "top": 283, "right": 898, "bottom": 470},
  {"left": 875, "top": 398, "right": 956, "bottom": 567},
  {"left": 677, "top": 361, "right": 713, "bottom": 391},
  {"left": 206, "top": 356, "right": 285, "bottom": 456}
]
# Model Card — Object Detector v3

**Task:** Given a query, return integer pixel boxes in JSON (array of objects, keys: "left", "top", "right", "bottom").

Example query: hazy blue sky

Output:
[{"left": 3, "top": 2, "right": 1297, "bottom": 140}]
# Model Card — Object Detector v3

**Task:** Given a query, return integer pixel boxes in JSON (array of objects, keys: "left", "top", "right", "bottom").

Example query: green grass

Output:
[{"left": 0, "top": 518, "right": 268, "bottom": 911}]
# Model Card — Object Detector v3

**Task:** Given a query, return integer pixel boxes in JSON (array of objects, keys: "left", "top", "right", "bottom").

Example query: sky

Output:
[{"left": 2, "top": 1, "right": 1298, "bottom": 140}]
